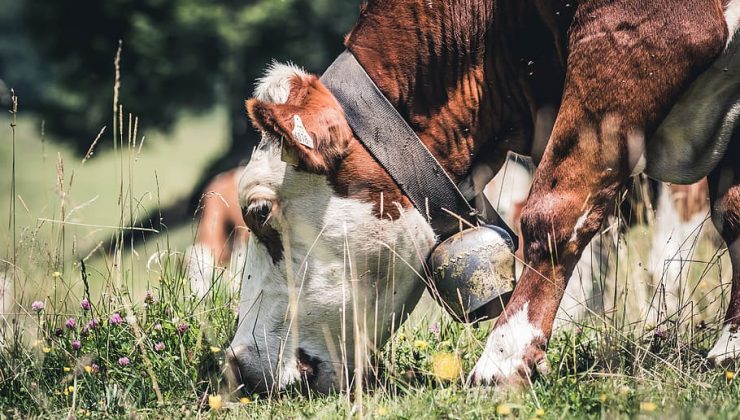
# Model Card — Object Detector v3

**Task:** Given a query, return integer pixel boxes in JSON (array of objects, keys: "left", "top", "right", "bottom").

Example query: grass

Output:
[{"left": 2, "top": 94, "right": 740, "bottom": 419}]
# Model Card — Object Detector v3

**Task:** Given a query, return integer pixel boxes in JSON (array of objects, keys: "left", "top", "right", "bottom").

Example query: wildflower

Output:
[
  {"left": 67, "top": 385, "right": 75, "bottom": 393},
  {"left": 210, "top": 346, "right": 221, "bottom": 353},
  {"left": 414, "top": 340, "right": 429, "bottom": 350},
  {"left": 89, "top": 363, "right": 100, "bottom": 373},
  {"left": 126, "top": 314, "right": 137, "bottom": 325},
  {"left": 65, "top": 318, "right": 77, "bottom": 330},
  {"left": 63, "top": 367, "right": 72, "bottom": 373},
  {"left": 428, "top": 322, "right": 440, "bottom": 337},
  {"left": 176, "top": 322, "right": 189, "bottom": 335},
  {"left": 118, "top": 356, "right": 130, "bottom": 366},
  {"left": 86, "top": 318, "right": 99, "bottom": 330},
  {"left": 208, "top": 394, "right": 223, "bottom": 411},
  {"left": 42, "top": 346, "right": 51, "bottom": 353},
  {"left": 377, "top": 406, "right": 388, "bottom": 416},
  {"left": 396, "top": 332, "right": 406, "bottom": 341},
  {"left": 71, "top": 340, "right": 81, "bottom": 351},
  {"left": 153, "top": 323, "right": 163, "bottom": 331},
  {"left": 80, "top": 298, "right": 91, "bottom": 311},
  {"left": 155, "top": 342, "right": 165, "bottom": 352},
  {"left": 599, "top": 394, "right": 607, "bottom": 403},
  {"left": 727, "top": 371, "right": 736, "bottom": 380},
  {"left": 52, "top": 271, "right": 62, "bottom": 278},
  {"left": 535, "top": 408, "right": 545, "bottom": 417},
  {"left": 653, "top": 327, "right": 667, "bottom": 339},
  {"left": 31, "top": 301, "right": 44, "bottom": 312},
  {"left": 144, "top": 291, "right": 155, "bottom": 304},
  {"left": 109, "top": 313, "right": 124, "bottom": 325},
  {"left": 496, "top": 403, "right": 512, "bottom": 416},
  {"left": 640, "top": 401, "right": 657, "bottom": 412},
  {"left": 84, "top": 365, "right": 93, "bottom": 374},
  {"left": 240, "top": 396, "right": 251, "bottom": 405},
  {"left": 431, "top": 352, "right": 462, "bottom": 381}
]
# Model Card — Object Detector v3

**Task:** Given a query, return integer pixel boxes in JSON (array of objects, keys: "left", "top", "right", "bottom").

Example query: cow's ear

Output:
[{"left": 246, "top": 75, "right": 353, "bottom": 173}]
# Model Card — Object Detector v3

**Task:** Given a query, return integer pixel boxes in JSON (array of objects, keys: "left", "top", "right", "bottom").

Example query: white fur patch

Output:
[
  {"left": 253, "top": 62, "right": 308, "bottom": 103},
  {"left": 569, "top": 208, "right": 591, "bottom": 244},
  {"left": 708, "top": 324, "right": 740, "bottom": 365},
  {"left": 726, "top": 0, "right": 740, "bottom": 45},
  {"left": 185, "top": 244, "right": 216, "bottom": 298},
  {"left": 471, "top": 303, "right": 544, "bottom": 382}
]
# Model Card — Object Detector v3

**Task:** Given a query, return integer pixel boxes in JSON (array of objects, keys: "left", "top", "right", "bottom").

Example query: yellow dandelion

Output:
[
  {"left": 208, "top": 394, "right": 223, "bottom": 411},
  {"left": 240, "top": 396, "right": 251, "bottom": 405},
  {"left": 67, "top": 385, "right": 75, "bottom": 393},
  {"left": 377, "top": 406, "right": 389, "bottom": 416},
  {"left": 52, "top": 271, "right": 62, "bottom": 278},
  {"left": 535, "top": 408, "right": 545, "bottom": 417},
  {"left": 396, "top": 332, "right": 406, "bottom": 341},
  {"left": 84, "top": 365, "right": 93, "bottom": 374},
  {"left": 414, "top": 340, "right": 428, "bottom": 350},
  {"left": 640, "top": 401, "right": 657, "bottom": 412},
  {"left": 599, "top": 394, "right": 607, "bottom": 403},
  {"left": 496, "top": 403, "right": 512, "bottom": 416},
  {"left": 210, "top": 346, "right": 221, "bottom": 353},
  {"left": 63, "top": 367, "right": 71, "bottom": 373},
  {"left": 42, "top": 347, "right": 51, "bottom": 354},
  {"left": 64, "top": 389, "right": 69, "bottom": 396},
  {"left": 726, "top": 371, "right": 735, "bottom": 380},
  {"left": 432, "top": 352, "right": 462, "bottom": 381}
]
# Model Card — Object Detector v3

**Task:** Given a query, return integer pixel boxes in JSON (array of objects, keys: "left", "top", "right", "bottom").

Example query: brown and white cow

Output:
[{"left": 227, "top": 0, "right": 740, "bottom": 392}]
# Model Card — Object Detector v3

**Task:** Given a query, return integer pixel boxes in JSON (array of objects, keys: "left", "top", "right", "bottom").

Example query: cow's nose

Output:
[{"left": 224, "top": 344, "right": 271, "bottom": 395}]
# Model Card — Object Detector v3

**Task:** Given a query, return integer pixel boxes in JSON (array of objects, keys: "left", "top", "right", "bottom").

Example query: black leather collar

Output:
[{"left": 321, "top": 50, "right": 517, "bottom": 246}]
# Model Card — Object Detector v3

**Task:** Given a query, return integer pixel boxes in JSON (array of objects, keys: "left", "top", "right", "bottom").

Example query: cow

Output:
[
  {"left": 185, "top": 168, "right": 249, "bottom": 297},
  {"left": 226, "top": 0, "right": 740, "bottom": 393}
]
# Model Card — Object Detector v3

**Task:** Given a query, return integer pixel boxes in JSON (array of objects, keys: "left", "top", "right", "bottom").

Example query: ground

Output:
[{"left": 1, "top": 111, "right": 740, "bottom": 419}]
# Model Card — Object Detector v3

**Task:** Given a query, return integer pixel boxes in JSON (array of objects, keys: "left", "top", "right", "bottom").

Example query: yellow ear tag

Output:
[{"left": 280, "top": 137, "right": 300, "bottom": 167}]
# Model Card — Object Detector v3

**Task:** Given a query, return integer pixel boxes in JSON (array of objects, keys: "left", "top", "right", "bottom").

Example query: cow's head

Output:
[{"left": 226, "top": 63, "right": 436, "bottom": 394}]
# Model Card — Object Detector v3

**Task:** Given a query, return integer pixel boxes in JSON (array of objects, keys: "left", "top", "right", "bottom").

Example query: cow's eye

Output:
[{"left": 243, "top": 199, "right": 273, "bottom": 228}]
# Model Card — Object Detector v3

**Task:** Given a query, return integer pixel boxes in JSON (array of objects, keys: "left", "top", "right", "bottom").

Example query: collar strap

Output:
[{"left": 321, "top": 50, "right": 517, "bottom": 245}]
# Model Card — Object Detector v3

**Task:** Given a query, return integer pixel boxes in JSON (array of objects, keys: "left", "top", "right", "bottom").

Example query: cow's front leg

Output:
[{"left": 471, "top": 0, "right": 726, "bottom": 386}]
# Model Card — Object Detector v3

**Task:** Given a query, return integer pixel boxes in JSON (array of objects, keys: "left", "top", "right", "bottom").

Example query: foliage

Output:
[{"left": 15, "top": 0, "right": 358, "bottom": 153}]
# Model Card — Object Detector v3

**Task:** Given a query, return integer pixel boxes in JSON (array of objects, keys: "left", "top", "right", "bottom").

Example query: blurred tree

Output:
[{"left": 20, "top": 0, "right": 357, "bottom": 159}]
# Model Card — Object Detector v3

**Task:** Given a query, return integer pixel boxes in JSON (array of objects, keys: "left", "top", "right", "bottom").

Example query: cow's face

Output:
[{"left": 226, "top": 64, "right": 436, "bottom": 394}]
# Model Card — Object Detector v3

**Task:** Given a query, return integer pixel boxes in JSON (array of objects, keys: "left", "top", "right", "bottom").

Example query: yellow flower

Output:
[
  {"left": 42, "top": 347, "right": 51, "bottom": 354},
  {"left": 377, "top": 406, "right": 389, "bottom": 416},
  {"left": 63, "top": 367, "right": 71, "bottom": 373},
  {"left": 432, "top": 352, "right": 462, "bottom": 381},
  {"left": 208, "top": 394, "right": 223, "bottom": 411},
  {"left": 496, "top": 403, "right": 512, "bottom": 416},
  {"left": 52, "top": 271, "right": 62, "bottom": 278},
  {"left": 599, "top": 394, "right": 607, "bottom": 403},
  {"left": 67, "top": 386, "right": 75, "bottom": 393},
  {"left": 726, "top": 371, "right": 735, "bottom": 380},
  {"left": 535, "top": 408, "right": 545, "bottom": 417},
  {"left": 84, "top": 365, "right": 93, "bottom": 374},
  {"left": 414, "top": 340, "right": 428, "bottom": 350},
  {"left": 640, "top": 401, "right": 657, "bottom": 412},
  {"left": 396, "top": 332, "right": 406, "bottom": 341},
  {"left": 240, "top": 396, "right": 251, "bottom": 405},
  {"left": 210, "top": 346, "right": 221, "bottom": 353}
]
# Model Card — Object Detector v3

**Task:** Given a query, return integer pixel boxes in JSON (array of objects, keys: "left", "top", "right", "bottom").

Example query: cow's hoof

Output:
[
  {"left": 707, "top": 324, "right": 740, "bottom": 368},
  {"left": 468, "top": 303, "right": 549, "bottom": 387}
]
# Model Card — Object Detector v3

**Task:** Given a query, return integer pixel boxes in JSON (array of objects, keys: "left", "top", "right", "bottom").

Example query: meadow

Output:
[{"left": 2, "top": 100, "right": 740, "bottom": 419}]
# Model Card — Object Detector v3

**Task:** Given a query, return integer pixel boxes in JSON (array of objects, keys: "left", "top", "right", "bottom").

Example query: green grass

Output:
[{"left": 2, "top": 106, "right": 740, "bottom": 419}]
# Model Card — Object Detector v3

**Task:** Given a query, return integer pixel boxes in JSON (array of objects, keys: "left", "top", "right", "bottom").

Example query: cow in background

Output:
[{"left": 185, "top": 168, "right": 248, "bottom": 297}]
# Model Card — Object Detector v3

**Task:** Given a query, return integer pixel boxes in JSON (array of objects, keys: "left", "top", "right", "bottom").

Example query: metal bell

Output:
[{"left": 427, "top": 224, "right": 516, "bottom": 321}]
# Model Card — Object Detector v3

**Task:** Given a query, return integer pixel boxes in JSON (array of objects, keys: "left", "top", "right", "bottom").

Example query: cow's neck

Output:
[{"left": 330, "top": 1, "right": 534, "bottom": 217}]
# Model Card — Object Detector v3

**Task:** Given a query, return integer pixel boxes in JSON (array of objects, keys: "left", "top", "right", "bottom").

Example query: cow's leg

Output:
[
  {"left": 706, "top": 142, "right": 740, "bottom": 367},
  {"left": 471, "top": 1, "right": 726, "bottom": 385}
]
